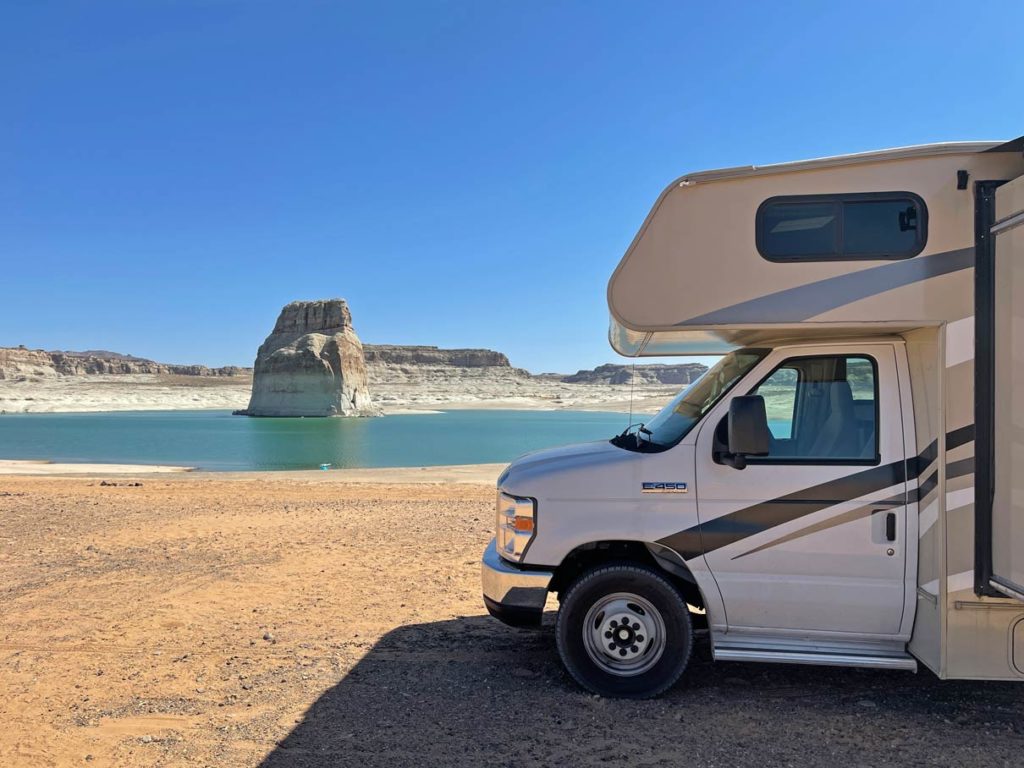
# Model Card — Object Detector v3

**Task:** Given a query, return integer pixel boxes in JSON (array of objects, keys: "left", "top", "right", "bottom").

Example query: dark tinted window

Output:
[
  {"left": 757, "top": 193, "right": 926, "bottom": 262},
  {"left": 842, "top": 200, "right": 920, "bottom": 255},
  {"left": 759, "top": 202, "right": 838, "bottom": 257}
]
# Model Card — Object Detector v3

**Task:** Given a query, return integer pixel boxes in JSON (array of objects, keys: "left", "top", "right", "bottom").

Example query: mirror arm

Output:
[{"left": 713, "top": 449, "right": 748, "bottom": 470}]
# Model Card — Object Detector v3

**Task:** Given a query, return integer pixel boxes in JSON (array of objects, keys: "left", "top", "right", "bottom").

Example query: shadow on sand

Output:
[{"left": 259, "top": 614, "right": 1024, "bottom": 767}]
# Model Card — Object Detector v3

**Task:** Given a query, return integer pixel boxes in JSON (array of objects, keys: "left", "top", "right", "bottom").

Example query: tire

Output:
[{"left": 556, "top": 563, "right": 692, "bottom": 699}]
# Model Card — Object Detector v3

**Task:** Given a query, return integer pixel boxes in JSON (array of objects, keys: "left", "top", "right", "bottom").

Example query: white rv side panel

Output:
[{"left": 904, "top": 328, "right": 943, "bottom": 675}]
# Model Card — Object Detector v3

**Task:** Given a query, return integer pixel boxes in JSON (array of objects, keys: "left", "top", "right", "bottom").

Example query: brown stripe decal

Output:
[
  {"left": 730, "top": 493, "right": 905, "bottom": 561},
  {"left": 916, "top": 470, "right": 939, "bottom": 502},
  {"left": 661, "top": 427, "right": 971, "bottom": 561},
  {"left": 658, "top": 461, "right": 907, "bottom": 560},
  {"left": 946, "top": 424, "right": 975, "bottom": 451},
  {"left": 681, "top": 247, "right": 973, "bottom": 325},
  {"left": 947, "top": 457, "right": 975, "bottom": 480}
]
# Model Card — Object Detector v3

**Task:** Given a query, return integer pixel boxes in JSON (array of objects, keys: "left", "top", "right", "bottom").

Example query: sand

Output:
[
  {"left": 0, "top": 461, "right": 508, "bottom": 482},
  {"left": 1, "top": 472, "right": 1021, "bottom": 767},
  {"left": 0, "top": 461, "right": 193, "bottom": 475}
]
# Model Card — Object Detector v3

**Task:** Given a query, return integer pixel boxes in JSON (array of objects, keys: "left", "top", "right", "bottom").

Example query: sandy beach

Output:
[
  {"left": 0, "top": 461, "right": 194, "bottom": 475},
  {"left": 2, "top": 470, "right": 1021, "bottom": 767}
]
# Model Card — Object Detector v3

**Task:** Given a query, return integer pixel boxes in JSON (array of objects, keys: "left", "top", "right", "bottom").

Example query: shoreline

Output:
[
  {"left": 0, "top": 400, "right": 651, "bottom": 416},
  {"left": 0, "top": 460, "right": 195, "bottom": 475},
  {"left": 0, "top": 372, "right": 678, "bottom": 416},
  {"left": 0, "top": 459, "right": 507, "bottom": 483}
]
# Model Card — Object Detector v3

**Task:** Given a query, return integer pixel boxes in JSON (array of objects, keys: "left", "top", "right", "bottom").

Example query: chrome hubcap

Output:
[{"left": 582, "top": 592, "right": 666, "bottom": 677}]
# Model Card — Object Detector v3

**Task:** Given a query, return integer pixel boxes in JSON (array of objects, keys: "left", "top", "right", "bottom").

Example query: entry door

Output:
[
  {"left": 991, "top": 176, "right": 1024, "bottom": 600},
  {"left": 694, "top": 345, "right": 908, "bottom": 635}
]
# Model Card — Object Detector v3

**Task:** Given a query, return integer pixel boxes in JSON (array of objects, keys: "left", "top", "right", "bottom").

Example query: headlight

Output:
[{"left": 496, "top": 491, "right": 536, "bottom": 561}]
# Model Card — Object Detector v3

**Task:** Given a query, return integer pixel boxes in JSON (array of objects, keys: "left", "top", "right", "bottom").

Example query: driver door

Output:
[{"left": 694, "top": 344, "right": 908, "bottom": 636}]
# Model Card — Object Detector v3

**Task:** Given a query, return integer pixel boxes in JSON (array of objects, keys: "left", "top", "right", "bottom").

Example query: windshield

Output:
[{"left": 616, "top": 349, "right": 767, "bottom": 451}]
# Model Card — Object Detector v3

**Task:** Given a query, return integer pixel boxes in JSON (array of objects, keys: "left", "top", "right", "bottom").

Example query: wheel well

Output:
[{"left": 549, "top": 540, "right": 706, "bottom": 611}]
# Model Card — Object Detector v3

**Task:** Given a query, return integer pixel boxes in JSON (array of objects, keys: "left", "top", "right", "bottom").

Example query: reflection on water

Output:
[
  {"left": 238, "top": 413, "right": 371, "bottom": 470},
  {"left": 0, "top": 409, "right": 631, "bottom": 471}
]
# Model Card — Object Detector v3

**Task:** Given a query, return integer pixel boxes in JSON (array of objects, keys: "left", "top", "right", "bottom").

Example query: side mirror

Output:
[{"left": 725, "top": 396, "right": 771, "bottom": 469}]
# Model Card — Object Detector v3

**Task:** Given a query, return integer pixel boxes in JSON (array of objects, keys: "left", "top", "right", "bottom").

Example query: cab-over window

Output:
[{"left": 756, "top": 192, "right": 927, "bottom": 262}]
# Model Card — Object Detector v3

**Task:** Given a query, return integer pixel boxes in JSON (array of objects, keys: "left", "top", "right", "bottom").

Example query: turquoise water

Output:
[{"left": 0, "top": 410, "right": 633, "bottom": 471}]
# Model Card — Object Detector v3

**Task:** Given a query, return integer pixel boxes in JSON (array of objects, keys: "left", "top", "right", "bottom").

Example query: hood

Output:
[{"left": 498, "top": 439, "right": 641, "bottom": 496}]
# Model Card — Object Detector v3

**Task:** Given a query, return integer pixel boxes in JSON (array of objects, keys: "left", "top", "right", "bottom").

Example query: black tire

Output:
[{"left": 556, "top": 563, "right": 692, "bottom": 699}]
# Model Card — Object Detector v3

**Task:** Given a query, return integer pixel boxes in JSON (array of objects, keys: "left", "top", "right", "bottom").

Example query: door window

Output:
[
  {"left": 748, "top": 354, "right": 879, "bottom": 463},
  {"left": 758, "top": 366, "right": 798, "bottom": 439}
]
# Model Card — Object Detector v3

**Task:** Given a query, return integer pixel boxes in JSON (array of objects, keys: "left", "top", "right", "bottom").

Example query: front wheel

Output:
[{"left": 556, "top": 563, "right": 692, "bottom": 698}]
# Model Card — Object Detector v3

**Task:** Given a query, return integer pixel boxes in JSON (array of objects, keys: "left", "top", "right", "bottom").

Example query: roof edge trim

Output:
[{"left": 677, "top": 141, "right": 1005, "bottom": 186}]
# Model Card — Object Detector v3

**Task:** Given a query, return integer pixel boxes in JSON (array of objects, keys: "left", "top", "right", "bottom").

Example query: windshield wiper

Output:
[
  {"left": 616, "top": 422, "right": 643, "bottom": 439},
  {"left": 613, "top": 423, "right": 653, "bottom": 448}
]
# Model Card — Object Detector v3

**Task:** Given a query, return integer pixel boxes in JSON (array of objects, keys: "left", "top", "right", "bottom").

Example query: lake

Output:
[{"left": 0, "top": 409, "right": 635, "bottom": 471}]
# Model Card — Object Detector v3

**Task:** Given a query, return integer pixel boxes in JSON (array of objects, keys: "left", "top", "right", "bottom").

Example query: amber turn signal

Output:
[{"left": 513, "top": 516, "right": 534, "bottom": 533}]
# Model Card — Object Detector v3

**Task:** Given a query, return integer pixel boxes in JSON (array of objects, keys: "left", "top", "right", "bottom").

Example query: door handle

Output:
[{"left": 885, "top": 512, "right": 897, "bottom": 542}]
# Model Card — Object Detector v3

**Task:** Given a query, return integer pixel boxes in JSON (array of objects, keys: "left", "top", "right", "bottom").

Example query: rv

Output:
[{"left": 481, "top": 138, "right": 1024, "bottom": 698}]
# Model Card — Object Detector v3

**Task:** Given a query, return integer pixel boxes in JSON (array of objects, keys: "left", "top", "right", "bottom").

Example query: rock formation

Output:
[
  {"left": 0, "top": 347, "right": 245, "bottom": 380},
  {"left": 362, "top": 345, "right": 530, "bottom": 386},
  {"left": 561, "top": 362, "right": 707, "bottom": 386},
  {"left": 239, "top": 299, "right": 379, "bottom": 417},
  {"left": 0, "top": 347, "right": 57, "bottom": 380},
  {"left": 363, "top": 345, "right": 513, "bottom": 369},
  {"left": 0, "top": 334, "right": 712, "bottom": 414}
]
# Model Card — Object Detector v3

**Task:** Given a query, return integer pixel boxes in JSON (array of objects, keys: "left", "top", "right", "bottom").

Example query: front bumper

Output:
[{"left": 481, "top": 539, "right": 553, "bottom": 628}]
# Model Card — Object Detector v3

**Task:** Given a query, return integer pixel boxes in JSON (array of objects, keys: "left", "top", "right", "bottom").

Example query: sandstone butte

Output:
[{"left": 239, "top": 299, "right": 381, "bottom": 418}]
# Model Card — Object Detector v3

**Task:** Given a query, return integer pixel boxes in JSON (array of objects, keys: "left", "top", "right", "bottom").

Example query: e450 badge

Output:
[{"left": 641, "top": 481, "right": 688, "bottom": 494}]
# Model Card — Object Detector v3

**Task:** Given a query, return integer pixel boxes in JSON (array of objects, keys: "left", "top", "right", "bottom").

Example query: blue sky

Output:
[{"left": 3, "top": 2, "right": 1022, "bottom": 373}]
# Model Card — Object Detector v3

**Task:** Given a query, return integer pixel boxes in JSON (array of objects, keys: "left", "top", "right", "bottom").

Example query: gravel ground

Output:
[{"left": 0, "top": 475, "right": 1021, "bottom": 767}]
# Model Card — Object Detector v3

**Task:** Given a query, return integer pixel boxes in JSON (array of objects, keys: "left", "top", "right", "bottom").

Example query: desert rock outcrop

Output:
[
  {"left": 0, "top": 347, "right": 244, "bottom": 380},
  {"left": 240, "top": 299, "right": 379, "bottom": 417},
  {"left": 362, "top": 345, "right": 530, "bottom": 387},
  {"left": 561, "top": 362, "right": 706, "bottom": 386}
]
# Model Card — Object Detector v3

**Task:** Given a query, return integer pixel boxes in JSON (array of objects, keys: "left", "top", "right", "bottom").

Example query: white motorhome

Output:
[{"left": 481, "top": 138, "right": 1024, "bottom": 698}]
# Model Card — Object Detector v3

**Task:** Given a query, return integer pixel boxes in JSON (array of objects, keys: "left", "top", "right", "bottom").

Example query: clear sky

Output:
[{"left": 3, "top": 2, "right": 1022, "bottom": 373}]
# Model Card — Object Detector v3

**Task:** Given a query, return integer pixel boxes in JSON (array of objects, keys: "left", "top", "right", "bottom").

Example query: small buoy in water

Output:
[{"left": 319, "top": 463, "right": 331, "bottom": 471}]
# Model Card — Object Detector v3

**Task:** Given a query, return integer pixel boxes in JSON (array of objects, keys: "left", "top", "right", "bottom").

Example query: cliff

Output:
[
  {"left": 0, "top": 347, "right": 245, "bottom": 380},
  {"left": 0, "top": 344, "right": 707, "bottom": 388},
  {"left": 362, "top": 345, "right": 530, "bottom": 387},
  {"left": 0, "top": 336, "right": 710, "bottom": 415},
  {"left": 363, "top": 345, "right": 513, "bottom": 369},
  {"left": 561, "top": 362, "right": 707, "bottom": 386},
  {"left": 239, "top": 299, "right": 379, "bottom": 417}
]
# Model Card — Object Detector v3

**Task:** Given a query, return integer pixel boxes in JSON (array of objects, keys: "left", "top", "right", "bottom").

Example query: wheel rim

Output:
[{"left": 581, "top": 592, "right": 666, "bottom": 677}]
